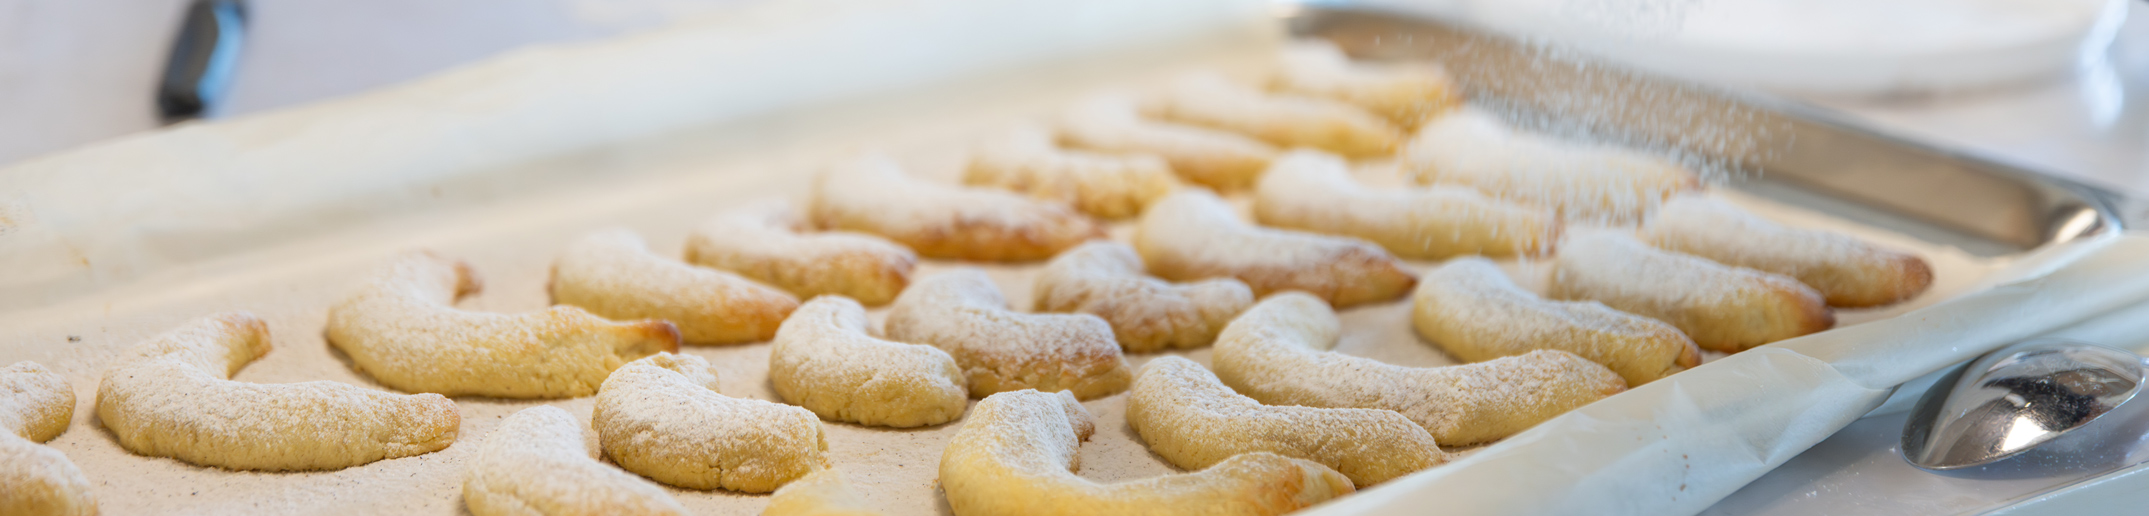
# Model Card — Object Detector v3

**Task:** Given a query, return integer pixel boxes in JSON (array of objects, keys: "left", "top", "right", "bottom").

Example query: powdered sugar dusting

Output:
[
  {"left": 1271, "top": 40, "right": 1462, "bottom": 128},
  {"left": 1, "top": 360, "right": 95, "bottom": 515},
  {"left": 463, "top": 405, "right": 689, "bottom": 516},
  {"left": 1401, "top": 107, "right": 1698, "bottom": 224}
]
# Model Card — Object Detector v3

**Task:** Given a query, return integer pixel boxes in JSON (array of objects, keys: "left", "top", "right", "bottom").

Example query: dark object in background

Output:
[{"left": 158, "top": 0, "right": 248, "bottom": 124}]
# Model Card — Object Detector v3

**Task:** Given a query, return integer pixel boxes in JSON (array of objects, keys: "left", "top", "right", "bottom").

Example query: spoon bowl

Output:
[{"left": 1902, "top": 339, "right": 2146, "bottom": 471}]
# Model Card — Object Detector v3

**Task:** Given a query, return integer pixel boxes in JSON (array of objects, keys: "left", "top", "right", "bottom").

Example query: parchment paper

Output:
[{"left": 3, "top": 0, "right": 2145, "bottom": 515}]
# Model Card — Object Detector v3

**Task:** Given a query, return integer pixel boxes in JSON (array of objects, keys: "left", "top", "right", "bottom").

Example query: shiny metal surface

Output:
[
  {"left": 1903, "top": 340, "right": 2147, "bottom": 471},
  {"left": 1285, "top": 6, "right": 2139, "bottom": 253}
]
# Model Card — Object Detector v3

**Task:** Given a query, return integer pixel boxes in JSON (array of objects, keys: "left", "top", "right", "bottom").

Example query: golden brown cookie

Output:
[
  {"left": 1642, "top": 196, "right": 1934, "bottom": 308},
  {"left": 1253, "top": 150, "right": 1557, "bottom": 259},
  {"left": 1271, "top": 40, "right": 1462, "bottom": 127},
  {"left": 885, "top": 270, "right": 1131, "bottom": 400},
  {"left": 98, "top": 312, "right": 458, "bottom": 470},
  {"left": 1, "top": 361, "right": 96, "bottom": 516},
  {"left": 684, "top": 200, "right": 916, "bottom": 306},
  {"left": 1135, "top": 189, "right": 1416, "bottom": 308},
  {"left": 552, "top": 228, "right": 798, "bottom": 345},
  {"left": 1211, "top": 293, "right": 1625, "bottom": 445},
  {"left": 769, "top": 296, "right": 969, "bottom": 428},
  {"left": 811, "top": 154, "right": 1104, "bottom": 262},
  {"left": 463, "top": 406, "right": 688, "bottom": 516},
  {"left": 1127, "top": 356, "right": 1448, "bottom": 486},
  {"left": 1401, "top": 107, "right": 1697, "bottom": 223},
  {"left": 594, "top": 353, "right": 826, "bottom": 493},
  {"left": 326, "top": 251, "right": 678, "bottom": 398},
  {"left": 1147, "top": 73, "right": 1404, "bottom": 158},
  {"left": 1414, "top": 257, "right": 1699, "bottom": 385},
  {"left": 1033, "top": 241, "right": 1253, "bottom": 352},
  {"left": 1058, "top": 94, "right": 1279, "bottom": 191},
  {"left": 965, "top": 124, "right": 1179, "bottom": 219},
  {"left": 1550, "top": 230, "right": 1834, "bottom": 352},
  {"left": 940, "top": 389, "right": 1353, "bottom": 516}
]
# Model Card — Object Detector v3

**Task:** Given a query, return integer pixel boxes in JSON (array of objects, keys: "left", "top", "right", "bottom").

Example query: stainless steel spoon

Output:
[{"left": 1903, "top": 339, "right": 2147, "bottom": 471}]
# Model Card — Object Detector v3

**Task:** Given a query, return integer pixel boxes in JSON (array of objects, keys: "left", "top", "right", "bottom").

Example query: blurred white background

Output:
[{"left": 2, "top": 0, "right": 2146, "bottom": 195}]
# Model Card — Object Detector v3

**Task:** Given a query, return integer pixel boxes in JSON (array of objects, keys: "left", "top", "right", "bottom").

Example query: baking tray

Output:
[
  {"left": 1287, "top": 3, "right": 2134, "bottom": 253},
  {"left": 2, "top": 3, "right": 2141, "bottom": 515}
]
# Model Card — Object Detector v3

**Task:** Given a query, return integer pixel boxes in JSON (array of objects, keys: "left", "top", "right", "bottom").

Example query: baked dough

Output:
[
  {"left": 1212, "top": 293, "right": 1624, "bottom": 445},
  {"left": 1134, "top": 189, "right": 1417, "bottom": 308},
  {"left": 1414, "top": 257, "right": 1700, "bottom": 385},
  {"left": 1059, "top": 94, "right": 1278, "bottom": 191},
  {"left": 1145, "top": 73, "right": 1402, "bottom": 158},
  {"left": 1033, "top": 241, "right": 1253, "bottom": 352},
  {"left": 1, "top": 361, "right": 96, "bottom": 516},
  {"left": 1271, "top": 40, "right": 1461, "bottom": 128},
  {"left": 1147, "top": 73, "right": 1404, "bottom": 158},
  {"left": 553, "top": 228, "right": 799, "bottom": 345},
  {"left": 1401, "top": 107, "right": 1697, "bottom": 223},
  {"left": 811, "top": 154, "right": 1104, "bottom": 262},
  {"left": 463, "top": 406, "right": 688, "bottom": 516},
  {"left": 97, "top": 312, "right": 459, "bottom": 471},
  {"left": 1642, "top": 195, "right": 1934, "bottom": 308},
  {"left": 769, "top": 296, "right": 968, "bottom": 428},
  {"left": 965, "top": 124, "right": 1180, "bottom": 219},
  {"left": 885, "top": 269, "right": 1132, "bottom": 400},
  {"left": 684, "top": 200, "right": 916, "bottom": 306},
  {"left": 762, "top": 469, "right": 884, "bottom": 516},
  {"left": 1126, "top": 356, "right": 1447, "bottom": 487},
  {"left": 326, "top": 251, "right": 679, "bottom": 398},
  {"left": 1253, "top": 150, "right": 1557, "bottom": 259},
  {"left": 939, "top": 389, "right": 1354, "bottom": 516},
  {"left": 1550, "top": 230, "right": 1834, "bottom": 352},
  {"left": 593, "top": 353, "right": 826, "bottom": 493}
]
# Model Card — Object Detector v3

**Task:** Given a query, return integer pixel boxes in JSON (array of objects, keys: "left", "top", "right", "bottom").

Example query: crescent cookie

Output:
[
  {"left": 1253, "top": 150, "right": 1558, "bottom": 260},
  {"left": 552, "top": 229, "right": 799, "bottom": 345},
  {"left": 939, "top": 389, "right": 1354, "bottom": 516},
  {"left": 685, "top": 201, "right": 917, "bottom": 306},
  {"left": 1146, "top": 73, "right": 1404, "bottom": 158},
  {"left": 1134, "top": 189, "right": 1417, "bottom": 308},
  {"left": 594, "top": 353, "right": 827, "bottom": 493},
  {"left": 1642, "top": 196, "right": 1935, "bottom": 308},
  {"left": 1401, "top": 107, "right": 1698, "bottom": 223},
  {"left": 1127, "top": 356, "right": 1448, "bottom": 487},
  {"left": 96, "top": 312, "right": 459, "bottom": 471},
  {"left": 1033, "top": 242, "right": 1254, "bottom": 352},
  {"left": 1551, "top": 230, "right": 1834, "bottom": 352},
  {"left": 326, "top": 251, "right": 679, "bottom": 398},
  {"left": 1211, "top": 293, "right": 1625, "bottom": 445},
  {"left": 463, "top": 406, "right": 688, "bottom": 516},
  {"left": 1414, "top": 258, "right": 1700, "bottom": 385},
  {"left": 2, "top": 361, "right": 96, "bottom": 516},
  {"left": 1271, "top": 40, "right": 1462, "bottom": 128},
  {"left": 811, "top": 154, "right": 1105, "bottom": 262},
  {"left": 965, "top": 124, "right": 1180, "bottom": 220},
  {"left": 885, "top": 269, "right": 1132, "bottom": 400},
  {"left": 769, "top": 296, "right": 969, "bottom": 428},
  {"left": 1058, "top": 94, "right": 1279, "bottom": 191},
  {"left": 763, "top": 470, "right": 885, "bottom": 516}
]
